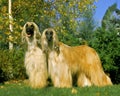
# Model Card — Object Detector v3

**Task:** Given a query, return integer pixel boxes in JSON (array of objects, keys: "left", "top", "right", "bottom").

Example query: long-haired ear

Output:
[
  {"left": 32, "top": 22, "right": 41, "bottom": 46},
  {"left": 53, "top": 29, "right": 59, "bottom": 48},
  {"left": 41, "top": 29, "right": 48, "bottom": 53},
  {"left": 52, "top": 29, "right": 59, "bottom": 52},
  {"left": 36, "top": 31, "right": 41, "bottom": 47},
  {"left": 21, "top": 23, "right": 27, "bottom": 43}
]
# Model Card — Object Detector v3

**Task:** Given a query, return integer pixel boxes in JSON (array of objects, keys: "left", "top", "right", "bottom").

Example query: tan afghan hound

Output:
[
  {"left": 21, "top": 22, "right": 48, "bottom": 88},
  {"left": 41, "top": 28, "right": 112, "bottom": 88}
]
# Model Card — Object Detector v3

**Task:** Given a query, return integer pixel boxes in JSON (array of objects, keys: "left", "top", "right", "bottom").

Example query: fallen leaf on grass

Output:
[
  {"left": 0, "top": 86, "right": 4, "bottom": 88},
  {"left": 71, "top": 88, "right": 77, "bottom": 94},
  {"left": 96, "top": 92, "right": 100, "bottom": 96}
]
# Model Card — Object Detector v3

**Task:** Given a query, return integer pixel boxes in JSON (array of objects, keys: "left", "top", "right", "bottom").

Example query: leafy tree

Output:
[
  {"left": 89, "top": 27, "right": 120, "bottom": 84},
  {"left": 77, "top": 7, "right": 96, "bottom": 41},
  {"left": 87, "top": 3, "right": 120, "bottom": 84},
  {"left": 0, "top": 0, "right": 96, "bottom": 48},
  {"left": 102, "top": 3, "right": 117, "bottom": 29},
  {"left": 49, "top": 0, "right": 96, "bottom": 45}
]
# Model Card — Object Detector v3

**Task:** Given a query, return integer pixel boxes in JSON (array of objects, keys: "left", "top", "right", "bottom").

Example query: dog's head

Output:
[
  {"left": 41, "top": 28, "right": 59, "bottom": 52},
  {"left": 25, "top": 23, "right": 34, "bottom": 38},
  {"left": 45, "top": 28, "right": 54, "bottom": 42},
  {"left": 21, "top": 22, "right": 41, "bottom": 45}
]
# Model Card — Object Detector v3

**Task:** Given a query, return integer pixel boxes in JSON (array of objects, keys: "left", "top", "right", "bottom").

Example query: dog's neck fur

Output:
[
  {"left": 47, "top": 41, "right": 59, "bottom": 55},
  {"left": 27, "top": 38, "right": 38, "bottom": 51}
]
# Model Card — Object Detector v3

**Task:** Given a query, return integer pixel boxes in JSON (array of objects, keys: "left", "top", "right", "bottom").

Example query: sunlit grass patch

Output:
[{"left": 0, "top": 81, "right": 119, "bottom": 96}]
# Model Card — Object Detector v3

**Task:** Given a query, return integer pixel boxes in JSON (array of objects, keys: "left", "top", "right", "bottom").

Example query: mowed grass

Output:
[{"left": 0, "top": 80, "right": 119, "bottom": 96}]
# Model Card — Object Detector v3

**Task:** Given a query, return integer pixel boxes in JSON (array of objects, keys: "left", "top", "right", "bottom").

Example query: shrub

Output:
[
  {"left": 0, "top": 48, "right": 27, "bottom": 83},
  {"left": 89, "top": 28, "right": 120, "bottom": 84}
]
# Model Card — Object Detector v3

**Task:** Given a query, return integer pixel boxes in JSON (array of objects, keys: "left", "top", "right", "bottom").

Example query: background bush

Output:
[
  {"left": 0, "top": 48, "right": 27, "bottom": 83},
  {"left": 89, "top": 28, "right": 120, "bottom": 84}
]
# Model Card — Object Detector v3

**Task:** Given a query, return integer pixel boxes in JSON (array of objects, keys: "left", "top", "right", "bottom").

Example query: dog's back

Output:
[{"left": 58, "top": 42, "right": 112, "bottom": 86}]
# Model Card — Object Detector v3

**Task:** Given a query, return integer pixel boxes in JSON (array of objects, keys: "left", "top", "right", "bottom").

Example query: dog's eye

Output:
[
  {"left": 45, "top": 31, "right": 48, "bottom": 35},
  {"left": 31, "top": 24, "right": 34, "bottom": 29},
  {"left": 26, "top": 24, "right": 28, "bottom": 27},
  {"left": 50, "top": 31, "right": 53, "bottom": 35}
]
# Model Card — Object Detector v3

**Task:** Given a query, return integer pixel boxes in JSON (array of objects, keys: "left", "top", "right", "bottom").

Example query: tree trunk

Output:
[{"left": 8, "top": 0, "right": 13, "bottom": 50}]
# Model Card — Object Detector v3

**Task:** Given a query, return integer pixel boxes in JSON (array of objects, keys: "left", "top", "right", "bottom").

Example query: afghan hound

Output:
[
  {"left": 41, "top": 28, "right": 112, "bottom": 88},
  {"left": 21, "top": 22, "right": 48, "bottom": 88}
]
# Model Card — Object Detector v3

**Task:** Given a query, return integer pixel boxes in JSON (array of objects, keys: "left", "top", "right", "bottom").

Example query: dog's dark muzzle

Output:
[
  {"left": 46, "top": 34, "right": 53, "bottom": 42},
  {"left": 26, "top": 24, "right": 34, "bottom": 37},
  {"left": 26, "top": 28, "right": 34, "bottom": 35},
  {"left": 45, "top": 31, "right": 53, "bottom": 42}
]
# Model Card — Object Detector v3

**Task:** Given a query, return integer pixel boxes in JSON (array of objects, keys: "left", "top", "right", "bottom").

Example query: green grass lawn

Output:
[{"left": 0, "top": 80, "right": 120, "bottom": 96}]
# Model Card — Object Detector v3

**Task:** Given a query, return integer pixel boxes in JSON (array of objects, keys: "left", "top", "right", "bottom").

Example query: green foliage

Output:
[
  {"left": 94, "top": 3, "right": 120, "bottom": 84},
  {"left": 0, "top": 0, "right": 96, "bottom": 48},
  {"left": 102, "top": 3, "right": 117, "bottom": 29},
  {"left": 89, "top": 28, "right": 120, "bottom": 84},
  {"left": 0, "top": 48, "right": 27, "bottom": 82},
  {"left": 77, "top": 7, "right": 96, "bottom": 41}
]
